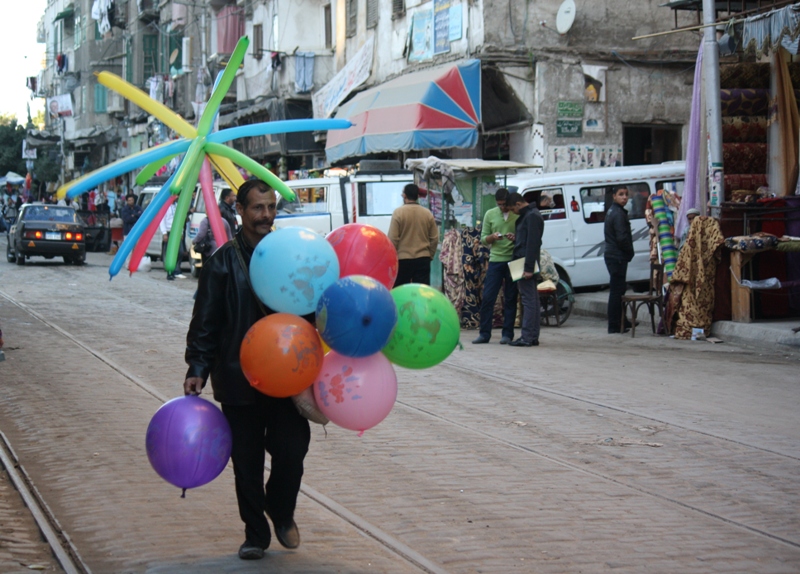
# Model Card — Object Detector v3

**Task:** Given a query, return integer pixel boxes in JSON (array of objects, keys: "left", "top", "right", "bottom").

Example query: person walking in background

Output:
[
  {"left": 472, "top": 188, "right": 519, "bottom": 345},
  {"left": 159, "top": 201, "right": 186, "bottom": 281},
  {"left": 506, "top": 192, "right": 544, "bottom": 347},
  {"left": 604, "top": 187, "right": 634, "bottom": 333},
  {"left": 388, "top": 183, "right": 439, "bottom": 286},
  {"left": 184, "top": 179, "right": 310, "bottom": 560},
  {"left": 219, "top": 188, "right": 239, "bottom": 234},
  {"left": 120, "top": 194, "right": 142, "bottom": 242},
  {"left": 193, "top": 215, "right": 233, "bottom": 265}
]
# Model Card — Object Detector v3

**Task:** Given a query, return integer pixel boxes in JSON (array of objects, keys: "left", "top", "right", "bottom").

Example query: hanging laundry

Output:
[
  {"left": 92, "top": 0, "right": 113, "bottom": 35},
  {"left": 271, "top": 52, "right": 282, "bottom": 71},
  {"left": 56, "top": 54, "right": 67, "bottom": 74},
  {"left": 294, "top": 51, "right": 315, "bottom": 93}
]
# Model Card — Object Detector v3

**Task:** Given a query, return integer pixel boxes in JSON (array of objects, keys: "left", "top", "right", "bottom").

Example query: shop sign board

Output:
[{"left": 556, "top": 119, "right": 582, "bottom": 138}]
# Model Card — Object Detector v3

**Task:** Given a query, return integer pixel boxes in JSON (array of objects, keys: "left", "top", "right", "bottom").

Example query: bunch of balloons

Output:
[
  {"left": 53, "top": 34, "right": 350, "bottom": 280},
  {"left": 240, "top": 223, "right": 461, "bottom": 435}
]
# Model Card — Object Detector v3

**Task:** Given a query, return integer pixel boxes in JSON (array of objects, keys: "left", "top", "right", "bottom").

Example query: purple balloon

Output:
[{"left": 146, "top": 396, "right": 232, "bottom": 493}]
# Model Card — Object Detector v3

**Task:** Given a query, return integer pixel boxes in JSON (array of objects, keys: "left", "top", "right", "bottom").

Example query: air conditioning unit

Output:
[{"left": 107, "top": 91, "right": 124, "bottom": 113}]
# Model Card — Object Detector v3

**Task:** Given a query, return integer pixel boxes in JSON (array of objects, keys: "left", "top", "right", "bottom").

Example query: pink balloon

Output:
[
  {"left": 129, "top": 194, "right": 177, "bottom": 274},
  {"left": 313, "top": 352, "right": 397, "bottom": 433},
  {"left": 200, "top": 157, "right": 228, "bottom": 248}
]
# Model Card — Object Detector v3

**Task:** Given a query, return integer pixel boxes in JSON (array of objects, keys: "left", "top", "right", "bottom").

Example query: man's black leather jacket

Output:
[{"left": 185, "top": 231, "right": 270, "bottom": 406}]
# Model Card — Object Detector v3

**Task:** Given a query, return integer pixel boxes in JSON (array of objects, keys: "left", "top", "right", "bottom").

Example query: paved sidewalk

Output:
[{"left": 573, "top": 289, "right": 800, "bottom": 351}]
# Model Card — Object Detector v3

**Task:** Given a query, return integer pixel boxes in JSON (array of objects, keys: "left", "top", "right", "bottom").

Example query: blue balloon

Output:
[
  {"left": 108, "top": 173, "right": 176, "bottom": 279},
  {"left": 250, "top": 227, "right": 340, "bottom": 315},
  {"left": 316, "top": 276, "right": 398, "bottom": 357},
  {"left": 208, "top": 119, "right": 352, "bottom": 144}
]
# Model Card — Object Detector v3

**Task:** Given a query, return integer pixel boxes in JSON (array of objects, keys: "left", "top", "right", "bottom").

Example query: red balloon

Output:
[
  {"left": 326, "top": 224, "right": 398, "bottom": 290},
  {"left": 240, "top": 313, "right": 324, "bottom": 397}
]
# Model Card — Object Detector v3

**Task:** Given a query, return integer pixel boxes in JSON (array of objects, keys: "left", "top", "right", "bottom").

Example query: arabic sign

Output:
[
  {"left": 556, "top": 119, "right": 582, "bottom": 138},
  {"left": 557, "top": 101, "right": 583, "bottom": 118},
  {"left": 409, "top": 10, "right": 434, "bottom": 62},
  {"left": 433, "top": 0, "right": 451, "bottom": 55},
  {"left": 449, "top": 4, "right": 462, "bottom": 41},
  {"left": 313, "top": 37, "right": 374, "bottom": 119}
]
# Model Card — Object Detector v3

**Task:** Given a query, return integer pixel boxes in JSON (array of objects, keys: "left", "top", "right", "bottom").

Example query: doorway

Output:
[{"left": 623, "top": 125, "right": 682, "bottom": 165}]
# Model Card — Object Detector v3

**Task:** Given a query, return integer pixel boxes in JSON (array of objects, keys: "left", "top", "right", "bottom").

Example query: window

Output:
[
  {"left": 366, "top": 0, "right": 378, "bottom": 28},
  {"left": 272, "top": 13, "right": 279, "bottom": 51},
  {"left": 392, "top": 0, "right": 406, "bottom": 18},
  {"left": 94, "top": 84, "right": 107, "bottom": 113},
  {"left": 143, "top": 34, "right": 158, "bottom": 80},
  {"left": 579, "top": 182, "right": 650, "bottom": 224},
  {"left": 277, "top": 187, "right": 329, "bottom": 214},
  {"left": 74, "top": 11, "right": 82, "bottom": 49},
  {"left": 23, "top": 206, "right": 77, "bottom": 223},
  {"left": 324, "top": 5, "right": 332, "bottom": 49},
  {"left": 95, "top": 21, "right": 103, "bottom": 40},
  {"left": 167, "top": 32, "right": 183, "bottom": 72},
  {"left": 524, "top": 187, "right": 566, "bottom": 221},
  {"left": 358, "top": 182, "right": 406, "bottom": 216},
  {"left": 80, "top": 85, "right": 87, "bottom": 116},
  {"left": 346, "top": 0, "right": 357, "bottom": 37},
  {"left": 252, "top": 23, "right": 263, "bottom": 60}
]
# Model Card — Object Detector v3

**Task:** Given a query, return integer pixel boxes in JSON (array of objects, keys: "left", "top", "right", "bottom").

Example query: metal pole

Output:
[{"left": 702, "top": 0, "right": 723, "bottom": 215}]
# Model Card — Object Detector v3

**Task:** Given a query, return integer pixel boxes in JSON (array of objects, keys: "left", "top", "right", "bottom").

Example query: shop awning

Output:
[{"left": 326, "top": 59, "right": 482, "bottom": 164}]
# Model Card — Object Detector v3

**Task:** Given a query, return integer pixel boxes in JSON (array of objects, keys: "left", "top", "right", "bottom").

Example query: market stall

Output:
[{"left": 404, "top": 157, "right": 539, "bottom": 327}]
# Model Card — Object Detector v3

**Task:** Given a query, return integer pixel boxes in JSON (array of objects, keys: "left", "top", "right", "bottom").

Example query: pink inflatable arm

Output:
[
  {"left": 200, "top": 157, "right": 228, "bottom": 245},
  {"left": 129, "top": 195, "right": 177, "bottom": 274}
]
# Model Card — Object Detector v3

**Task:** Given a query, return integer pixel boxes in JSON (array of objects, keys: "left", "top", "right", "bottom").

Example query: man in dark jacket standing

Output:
[
  {"left": 506, "top": 192, "right": 544, "bottom": 347},
  {"left": 119, "top": 194, "right": 142, "bottom": 241},
  {"left": 604, "top": 187, "right": 634, "bottom": 333},
  {"left": 218, "top": 188, "right": 238, "bottom": 233},
  {"left": 184, "top": 179, "right": 309, "bottom": 560}
]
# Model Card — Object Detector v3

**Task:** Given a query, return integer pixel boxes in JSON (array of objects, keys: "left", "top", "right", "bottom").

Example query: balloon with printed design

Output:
[
  {"left": 313, "top": 351, "right": 397, "bottom": 433},
  {"left": 382, "top": 283, "right": 460, "bottom": 369},
  {"left": 316, "top": 275, "right": 397, "bottom": 358},
  {"left": 250, "top": 227, "right": 340, "bottom": 316},
  {"left": 326, "top": 223, "right": 398, "bottom": 289},
  {"left": 240, "top": 313, "right": 324, "bottom": 397}
]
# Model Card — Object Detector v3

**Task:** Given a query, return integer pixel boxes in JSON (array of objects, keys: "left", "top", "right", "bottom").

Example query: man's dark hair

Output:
[
  {"left": 236, "top": 179, "right": 271, "bottom": 208},
  {"left": 403, "top": 183, "right": 420, "bottom": 201},
  {"left": 126, "top": 193, "right": 136, "bottom": 201},
  {"left": 495, "top": 188, "right": 509, "bottom": 202},
  {"left": 506, "top": 191, "right": 524, "bottom": 206},
  {"left": 219, "top": 188, "right": 234, "bottom": 202}
]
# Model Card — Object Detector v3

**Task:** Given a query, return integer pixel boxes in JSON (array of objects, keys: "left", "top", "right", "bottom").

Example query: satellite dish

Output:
[{"left": 556, "top": 0, "right": 576, "bottom": 35}]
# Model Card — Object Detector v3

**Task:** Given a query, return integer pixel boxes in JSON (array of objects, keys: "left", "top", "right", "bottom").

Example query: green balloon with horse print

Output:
[{"left": 382, "top": 284, "right": 460, "bottom": 369}]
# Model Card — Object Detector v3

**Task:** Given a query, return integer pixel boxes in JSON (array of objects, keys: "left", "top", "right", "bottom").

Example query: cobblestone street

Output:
[{"left": 0, "top": 248, "right": 798, "bottom": 573}]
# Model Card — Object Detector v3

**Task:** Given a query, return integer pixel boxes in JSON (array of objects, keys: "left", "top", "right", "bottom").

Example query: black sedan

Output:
[{"left": 6, "top": 204, "right": 86, "bottom": 265}]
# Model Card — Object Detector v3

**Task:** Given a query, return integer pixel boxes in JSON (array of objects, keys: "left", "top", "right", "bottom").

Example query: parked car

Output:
[
  {"left": 504, "top": 162, "right": 685, "bottom": 288},
  {"left": 6, "top": 203, "right": 86, "bottom": 265}
]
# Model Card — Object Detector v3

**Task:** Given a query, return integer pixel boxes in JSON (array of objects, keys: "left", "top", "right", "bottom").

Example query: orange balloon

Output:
[{"left": 240, "top": 313, "right": 324, "bottom": 398}]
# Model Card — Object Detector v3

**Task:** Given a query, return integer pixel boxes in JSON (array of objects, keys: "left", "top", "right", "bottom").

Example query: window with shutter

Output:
[
  {"left": 392, "top": 0, "right": 405, "bottom": 18},
  {"left": 324, "top": 5, "right": 332, "bottom": 49},
  {"left": 94, "top": 84, "right": 107, "bottom": 113},
  {"left": 366, "top": 0, "right": 378, "bottom": 28},
  {"left": 346, "top": 0, "right": 357, "bottom": 37}
]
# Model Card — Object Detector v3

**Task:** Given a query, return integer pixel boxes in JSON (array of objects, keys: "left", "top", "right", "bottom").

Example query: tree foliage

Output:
[{"left": 0, "top": 118, "right": 27, "bottom": 177}]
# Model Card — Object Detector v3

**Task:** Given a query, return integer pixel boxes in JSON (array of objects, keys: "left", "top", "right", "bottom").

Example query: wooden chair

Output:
[{"left": 621, "top": 263, "right": 664, "bottom": 337}]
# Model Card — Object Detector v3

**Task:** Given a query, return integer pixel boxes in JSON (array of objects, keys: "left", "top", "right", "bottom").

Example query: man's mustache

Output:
[{"left": 254, "top": 219, "right": 273, "bottom": 225}]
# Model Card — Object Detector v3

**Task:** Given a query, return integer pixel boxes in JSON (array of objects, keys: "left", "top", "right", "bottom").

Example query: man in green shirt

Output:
[{"left": 473, "top": 188, "right": 519, "bottom": 344}]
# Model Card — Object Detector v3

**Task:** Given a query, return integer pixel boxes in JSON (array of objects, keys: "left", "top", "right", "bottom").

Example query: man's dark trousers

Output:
[
  {"left": 395, "top": 257, "right": 431, "bottom": 286},
  {"left": 478, "top": 261, "right": 518, "bottom": 340},
  {"left": 517, "top": 276, "right": 541, "bottom": 343},
  {"left": 222, "top": 393, "right": 310, "bottom": 548},
  {"left": 605, "top": 255, "right": 628, "bottom": 333}
]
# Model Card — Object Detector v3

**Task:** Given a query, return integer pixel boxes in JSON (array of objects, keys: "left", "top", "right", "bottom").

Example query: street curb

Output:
[{"left": 711, "top": 320, "right": 800, "bottom": 349}]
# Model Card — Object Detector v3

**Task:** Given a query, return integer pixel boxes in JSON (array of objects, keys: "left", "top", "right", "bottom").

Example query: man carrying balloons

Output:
[{"left": 184, "top": 178, "right": 310, "bottom": 560}]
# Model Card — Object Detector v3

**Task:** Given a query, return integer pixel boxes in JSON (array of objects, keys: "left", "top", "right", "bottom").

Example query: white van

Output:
[
  {"left": 137, "top": 181, "right": 233, "bottom": 264},
  {"left": 505, "top": 162, "right": 685, "bottom": 288},
  {"left": 275, "top": 169, "right": 413, "bottom": 236}
]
